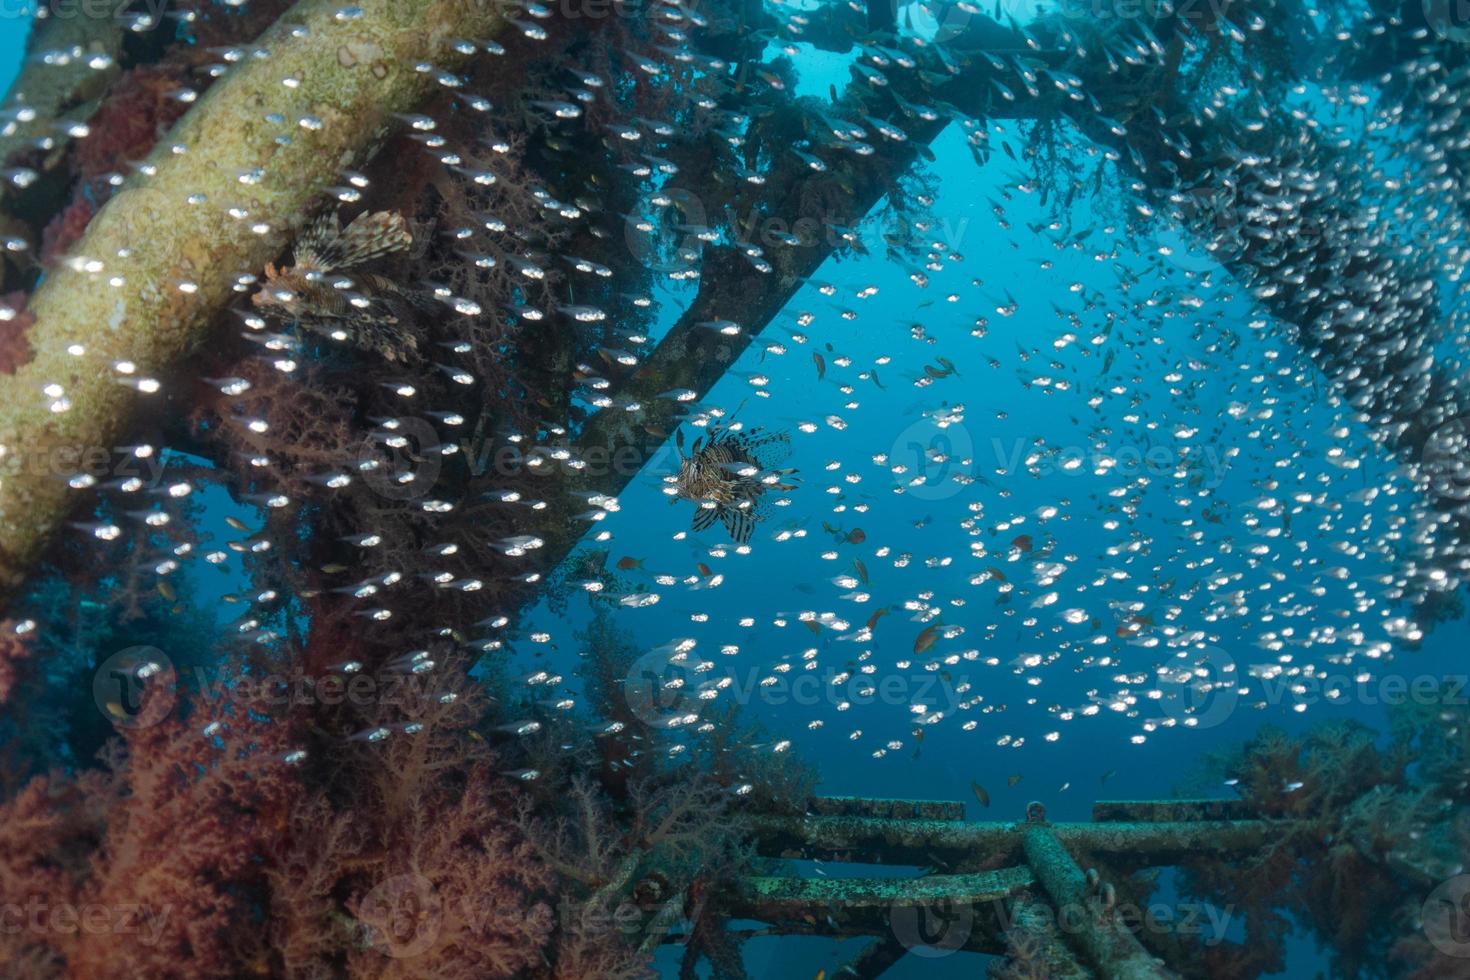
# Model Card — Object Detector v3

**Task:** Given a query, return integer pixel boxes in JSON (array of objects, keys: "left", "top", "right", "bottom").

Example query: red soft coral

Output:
[
  {"left": 0, "top": 770, "right": 115, "bottom": 977},
  {"left": 66, "top": 705, "right": 298, "bottom": 980},
  {"left": 39, "top": 191, "right": 98, "bottom": 268},
  {"left": 0, "top": 619, "right": 32, "bottom": 701},
  {"left": 73, "top": 66, "right": 192, "bottom": 181}
]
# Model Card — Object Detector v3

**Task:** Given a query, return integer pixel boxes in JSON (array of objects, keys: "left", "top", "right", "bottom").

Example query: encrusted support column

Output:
[
  {"left": 0, "top": 0, "right": 511, "bottom": 602},
  {"left": 1020, "top": 806, "right": 1174, "bottom": 980}
]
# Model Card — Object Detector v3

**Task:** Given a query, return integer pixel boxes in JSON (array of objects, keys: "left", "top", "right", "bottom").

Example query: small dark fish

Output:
[
  {"left": 971, "top": 781, "right": 990, "bottom": 808},
  {"left": 852, "top": 558, "right": 869, "bottom": 585},
  {"left": 1007, "top": 774, "right": 1023, "bottom": 787},
  {"left": 846, "top": 528, "right": 866, "bottom": 544},
  {"left": 616, "top": 556, "right": 643, "bottom": 571},
  {"left": 1011, "top": 534, "right": 1033, "bottom": 553},
  {"left": 813, "top": 352, "right": 826, "bottom": 379},
  {"left": 914, "top": 622, "right": 941, "bottom": 655}
]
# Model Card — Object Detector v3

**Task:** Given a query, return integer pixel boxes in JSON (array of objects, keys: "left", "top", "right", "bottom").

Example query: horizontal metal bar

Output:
[
  {"left": 1091, "top": 799, "right": 1257, "bottom": 824},
  {"left": 732, "top": 866, "right": 1035, "bottom": 913},
  {"left": 753, "top": 815, "right": 1282, "bottom": 866},
  {"left": 806, "top": 796, "right": 968, "bottom": 821}
]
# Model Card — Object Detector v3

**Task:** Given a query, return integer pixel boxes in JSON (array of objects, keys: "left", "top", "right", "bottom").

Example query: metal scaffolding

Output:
[{"left": 707, "top": 795, "right": 1285, "bottom": 979}]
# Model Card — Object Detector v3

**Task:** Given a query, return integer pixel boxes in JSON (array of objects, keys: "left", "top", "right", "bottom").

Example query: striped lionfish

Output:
[
  {"left": 672, "top": 425, "right": 798, "bottom": 544},
  {"left": 252, "top": 209, "right": 426, "bottom": 362}
]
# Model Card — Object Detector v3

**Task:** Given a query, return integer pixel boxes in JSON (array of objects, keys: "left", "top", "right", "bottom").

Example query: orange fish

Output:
[
  {"left": 914, "top": 622, "right": 941, "bottom": 655},
  {"left": 865, "top": 607, "right": 889, "bottom": 631},
  {"left": 696, "top": 562, "right": 713, "bottom": 577},
  {"left": 846, "top": 528, "right": 866, "bottom": 544}
]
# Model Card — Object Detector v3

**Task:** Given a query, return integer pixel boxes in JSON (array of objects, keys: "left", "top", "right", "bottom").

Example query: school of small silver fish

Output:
[{"left": 15, "top": 0, "right": 1470, "bottom": 776}]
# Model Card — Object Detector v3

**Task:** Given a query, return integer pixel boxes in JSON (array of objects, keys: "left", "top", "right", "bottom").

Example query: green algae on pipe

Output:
[
  {"left": 806, "top": 796, "right": 968, "bottom": 821},
  {"left": 0, "top": 0, "right": 508, "bottom": 602},
  {"left": 731, "top": 866, "right": 1035, "bottom": 916},
  {"left": 1020, "top": 822, "right": 1173, "bottom": 980},
  {"left": 751, "top": 814, "right": 1282, "bottom": 864}
]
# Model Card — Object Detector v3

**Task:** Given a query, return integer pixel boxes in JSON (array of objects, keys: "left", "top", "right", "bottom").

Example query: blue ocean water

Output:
[
  {"left": 499, "top": 56, "right": 1469, "bottom": 980},
  {"left": 3, "top": 5, "right": 1465, "bottom": 978}
]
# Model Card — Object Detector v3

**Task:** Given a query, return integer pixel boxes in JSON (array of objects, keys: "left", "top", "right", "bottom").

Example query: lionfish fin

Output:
[
  {"left": 293, "top": 210, "right": 411, "bottom": 273},
  {"left": 719, "top": 504, "right": 754, "bottom": 544},
  {"left": 691, "top": 505, "right": 719, "bottom": 533},
  {"left": 730, "top": 427, "right": 793, "bottom": 468}
]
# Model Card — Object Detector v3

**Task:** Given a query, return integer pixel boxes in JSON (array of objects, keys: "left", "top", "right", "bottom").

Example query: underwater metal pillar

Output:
[{"left": 1020, "top": 805, "right": 1174, "bottom": 979}]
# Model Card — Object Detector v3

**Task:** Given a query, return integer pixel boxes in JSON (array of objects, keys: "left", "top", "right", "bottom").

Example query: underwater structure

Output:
[{"left": 0, "top": 0, "right": 1465, "bottom": 977}]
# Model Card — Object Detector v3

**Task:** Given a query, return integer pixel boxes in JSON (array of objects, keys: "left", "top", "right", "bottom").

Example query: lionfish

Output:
[
  {"left": 252, "top": 209, "right": 426, "bottom": 362},
  {"left": 672, "top": 425, "right": 799, "bottom": 544}
]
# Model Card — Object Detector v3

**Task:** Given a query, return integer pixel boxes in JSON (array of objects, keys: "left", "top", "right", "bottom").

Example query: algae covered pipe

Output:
[{"left": 0, "top": 0, "right": 508, "bottom": 603}]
